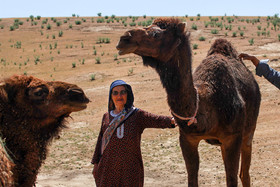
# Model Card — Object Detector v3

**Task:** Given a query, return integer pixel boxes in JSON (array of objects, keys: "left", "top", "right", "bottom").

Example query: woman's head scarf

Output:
[{"left": 108, "top": 80, "right": 134, "bottom": 112}]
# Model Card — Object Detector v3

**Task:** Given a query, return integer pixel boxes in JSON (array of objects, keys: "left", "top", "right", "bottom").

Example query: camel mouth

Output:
[{"left": 117, "top": 48, "right": 136, "bottom": 55}]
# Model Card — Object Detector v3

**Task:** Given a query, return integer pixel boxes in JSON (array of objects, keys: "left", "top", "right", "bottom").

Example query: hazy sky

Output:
[{"left": 1, "top": 0, "right": 280, "bottom": 18}]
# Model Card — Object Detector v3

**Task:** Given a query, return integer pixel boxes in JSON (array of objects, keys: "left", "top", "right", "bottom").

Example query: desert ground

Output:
[{"left": 0, "top": 15, "right": 280, "bottom": 186}]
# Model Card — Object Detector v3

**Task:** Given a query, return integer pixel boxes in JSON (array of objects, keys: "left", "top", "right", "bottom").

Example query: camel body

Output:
[{"left": 116, "top": 18, "right": 261, "bottom": 187}]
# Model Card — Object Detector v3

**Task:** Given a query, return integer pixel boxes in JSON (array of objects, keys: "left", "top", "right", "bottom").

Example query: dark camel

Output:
[
  {"left": 0, "top": 75, "right": 89, "bottom": 187},
  {"left": 116, "top": 18, "right": 261, "bottom": 187}
]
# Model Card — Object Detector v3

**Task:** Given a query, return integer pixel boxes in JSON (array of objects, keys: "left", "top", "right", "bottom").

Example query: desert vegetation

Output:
[{"left": 0, "top": 13, "right": 280, "bottom": 186}]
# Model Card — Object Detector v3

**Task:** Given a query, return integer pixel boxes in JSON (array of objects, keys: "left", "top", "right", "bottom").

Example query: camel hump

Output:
[{"left": 207, "top": 39, "right": 238, "bottom": 59}]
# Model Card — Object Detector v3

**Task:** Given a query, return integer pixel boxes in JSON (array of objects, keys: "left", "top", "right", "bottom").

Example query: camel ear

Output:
[
  {"left": 0, "top": 82, "right": 9, "bottom": 102},
  {"left": 177, "top": 23, "right": 186, "bottom": 35},
  {"left": 2, "top": 83, "right": 17, "bottom": 103},
  {"left": 0, "top": 82, "right": 5, "bottom": 87}
]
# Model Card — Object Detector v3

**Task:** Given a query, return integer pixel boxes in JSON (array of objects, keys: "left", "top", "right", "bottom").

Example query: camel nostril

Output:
[{"left": 68, "top": 88, "right": 88, "bottom": 102}]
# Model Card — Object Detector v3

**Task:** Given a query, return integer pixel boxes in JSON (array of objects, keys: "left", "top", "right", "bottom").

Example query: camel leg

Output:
[
  {"left": 221, "top": 134, "right": 242, "bottom": 187},
  {"left": 179, "top": 131, "right": 200, "bottom": 187},
  {"left": 239, "top": 132, "right": 255, "bottom": 187}
]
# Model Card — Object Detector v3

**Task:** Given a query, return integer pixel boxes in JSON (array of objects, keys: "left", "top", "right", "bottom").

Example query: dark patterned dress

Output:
[{"left": 91, "top": 109, "right": 174, "bottom": 187}]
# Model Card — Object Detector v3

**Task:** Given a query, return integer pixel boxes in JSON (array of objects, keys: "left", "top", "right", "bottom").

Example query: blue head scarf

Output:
[{"left": 108, "top": 80, "right": 134, "bottom": 112}]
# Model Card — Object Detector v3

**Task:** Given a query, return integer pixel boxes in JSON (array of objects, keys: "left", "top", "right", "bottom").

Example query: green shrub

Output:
[
  {"left": 192, "top": 44, "right": 198, "bottom": 49},
  {"left": 129, "top": 22, "right": 136, "bottom": 27},
  {"left": 58, "top": 30, "right": 63, "bottom": 37},
  {"left": 248, "top": 38, "right": 254, "bottom": 45},
  {"left": 15, "top": 41, "right": 21, "bottom": 49},
  {"left": 191, "top": 23, "right": 197, "bottom": 30},
  {"left": 114, "top": 54, "right": 118, "bottom": 60},
  {"left": 46, "top": 24, "right": 51, "bottom": 30},
  {"left": 75, "top": 20, "right": 82, "bottom": 25},
  {"left": 10, "top": 26, "right": 15, "bottom": 31},
  {"left": 232, "top": 32, "right": 237, "bottom": 37},
  {"left": 211, "top": 29, "right": 219, "bottom": 34},
  {"left": 198, "top": 36, "right": 206, "bottom": 41},
  {"left": 72, "top": 62, "right": 76, "bottom": 68},
  {"left": 90, "top": 74, "right": 96, "bottom": 81},
  {"left": 95, "top": 57, "right": 101, "bottom": 64},
  {"left": 240, "top": 31, "right": 244, "bottom": 37}
]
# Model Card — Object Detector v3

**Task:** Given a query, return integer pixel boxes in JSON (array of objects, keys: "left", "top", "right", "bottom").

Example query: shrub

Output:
[
  {"left": 198, "top": 36, "right": 206, "bottom": 41},
  {"left": 58, "top": 30, "right": 63, "bottom": 37},
  {"left": 248, "top": 38, "right": 254, "bottom": 45},
  {"left": 278, "top": 34, "right": 280, "bottom": 41},
  {"left": 232, "top": 32, "right": 237, "bottom": 37},
  {"left": 46, "top": 24, "right": 51, "bottom": 30},
  {"left": 95, "top": 57, "right": 101, "bottom": 64},
  {"left": 42, "top": 19, "right": 48, "bottom": 24},
  {"left": 128, "top": 68, "right": 134, "bottom": 76},
  {"left": 240, "top": 31, "right": 244, "bottom": 37},
  {"left": 114, "top": 54, "right": 118, "bottom": 60},
  {"left": 96, "top": 38, "right": 110, "bottom": 44},
  {"left": 211, "top": 29, "right": 219, "bottom": 34},
  {"left": 75, "top": 20, "right": 82, "bottom": 25},
  {"left": 129, "top": 22, "right": 137, "bottom": 27},
  {"left": 97, "top": 18, "right": 104, "bottom": 23},
  {"left": 15, "top": 41, "right": 21, "bottom": 49},
  {"left": 192, "top": 44, "right": 198, "bottom": 49},
  {"left": 34, "top": 56, "right": 40, "bottom": 65},
  {"left": 10, "top": 26, "right": 15, "bottom": 31},
  {"left": 72, "top": 63, "right": 76, "bottom": 68},
  {"left": 90, "top": 74, "right": 96, "bottom": 81},
  {"left": 191, "top": 23, "right": 197, "bottom": 30}
]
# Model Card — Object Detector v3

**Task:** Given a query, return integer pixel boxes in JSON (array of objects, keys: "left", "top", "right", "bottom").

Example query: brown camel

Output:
[
  {"left": 116, "top": 18, "right": 261, "bottom": 187},
  {"left": 0, "top": 75, "right": 89, "bottom": 187}
]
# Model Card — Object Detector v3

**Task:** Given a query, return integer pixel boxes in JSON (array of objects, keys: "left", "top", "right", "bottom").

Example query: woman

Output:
[
  {"left": 91, "top": 80, "right": 175, "bottom": 187},
  {"left": 239, "top": 53, "right": 280, "bottom": 89}
]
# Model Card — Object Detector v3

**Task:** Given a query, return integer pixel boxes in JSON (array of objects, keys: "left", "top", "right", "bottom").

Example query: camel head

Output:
[
  {"left": 0, "top": 75, "right": 90, "bottom": 121},
  {"left": 116, "top": 18, "right": 187, "bottom": 62}
]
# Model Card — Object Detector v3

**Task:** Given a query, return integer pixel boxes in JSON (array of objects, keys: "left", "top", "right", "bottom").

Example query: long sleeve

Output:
[
  {"left": 136, "top": 109, "right": 174, "bottom": 131},
  {"left": 256, "top": 60, "right": 280, "bottom": 89}
]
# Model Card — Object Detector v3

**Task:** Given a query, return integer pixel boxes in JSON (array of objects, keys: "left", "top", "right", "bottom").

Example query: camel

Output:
[
  {"left": 116, "top": 18, "right": 261, "bottom": 187},
  {"left": 0, "top": 75, "right": 89, "bottom": 187}
]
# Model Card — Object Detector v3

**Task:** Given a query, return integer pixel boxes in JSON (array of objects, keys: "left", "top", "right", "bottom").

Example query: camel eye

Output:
[
  {"left": 121, "top": 36, "right": 131, "bottom": 42},
  {"left": 34, "top": 89, "right": 44, "bottom": 96},
  {"left": 28, "top": 86, "right": 49, "bottom": 102},
  {"left": 153, "top": 32, "right": 160, "bottom": 38}
]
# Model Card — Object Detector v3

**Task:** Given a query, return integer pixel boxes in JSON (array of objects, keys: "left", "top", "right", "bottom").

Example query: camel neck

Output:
[{"left": 161, "top": 38, "right": 197, "bottom": 118}]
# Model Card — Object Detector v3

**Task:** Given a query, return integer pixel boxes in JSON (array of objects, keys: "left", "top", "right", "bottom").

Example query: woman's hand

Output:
[{"left": 171, "top": 117, "right": 178, "bottom": 127}]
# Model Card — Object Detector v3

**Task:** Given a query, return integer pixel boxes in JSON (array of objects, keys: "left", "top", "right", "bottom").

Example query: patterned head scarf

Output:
[{"left": 108, "top": 80, "right": 134, "bottom": 112}]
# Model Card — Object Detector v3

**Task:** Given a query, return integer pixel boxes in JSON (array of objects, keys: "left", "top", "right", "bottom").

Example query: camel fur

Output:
[
  {"left": 116, "top": 18, "right": 261, "bottom": 187},
  {"left": 0, "top": 75, "right": 89, "bottom": 187}
]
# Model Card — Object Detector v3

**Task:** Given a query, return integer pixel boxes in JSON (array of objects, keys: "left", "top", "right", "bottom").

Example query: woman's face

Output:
[{"left": 111, "top": 85, "right": 127, "bottom": 110}]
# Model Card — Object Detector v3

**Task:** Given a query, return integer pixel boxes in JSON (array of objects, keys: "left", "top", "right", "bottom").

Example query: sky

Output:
[{"left": 1, "top": 0, "right": 280, "bottom": 18}]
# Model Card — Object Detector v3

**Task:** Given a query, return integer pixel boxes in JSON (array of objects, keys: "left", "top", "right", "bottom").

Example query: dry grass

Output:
[{"left": 1, "top": 15, "right": 280, "bottom": 186}]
